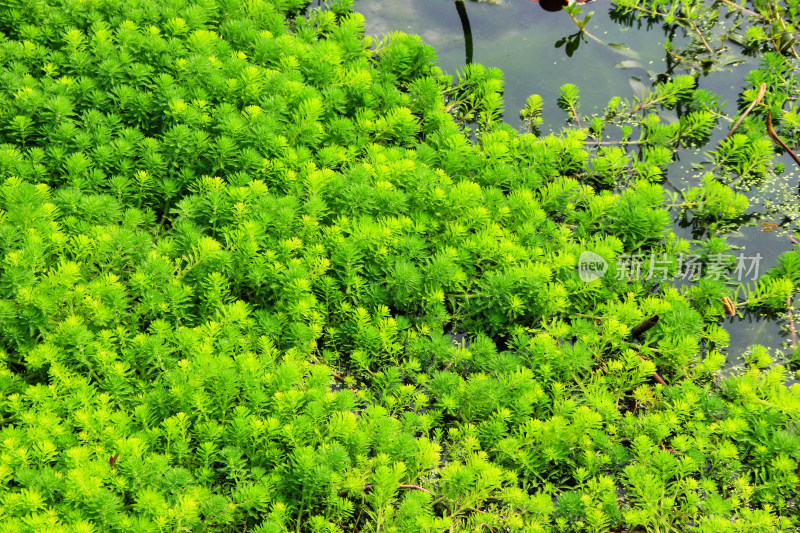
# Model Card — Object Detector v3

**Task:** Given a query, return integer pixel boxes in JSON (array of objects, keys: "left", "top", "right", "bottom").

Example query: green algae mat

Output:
[{"left": 1, "top": 0, "right": 799, "bottom": 531}]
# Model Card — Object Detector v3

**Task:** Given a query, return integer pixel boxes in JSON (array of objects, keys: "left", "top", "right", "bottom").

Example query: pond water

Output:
[
  {"left": 355, "top": 0, "right": 713, "bottom": 129},
  {"left": 350, "top": 0, "right": 799, "bottom": 375}
]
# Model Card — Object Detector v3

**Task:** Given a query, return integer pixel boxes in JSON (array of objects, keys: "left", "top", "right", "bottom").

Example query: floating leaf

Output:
[
  {"left": 606, "top": 42, "right": 641, "bottom": 59},
  {"left": 628, "top": 76, "right": 648, "bottom": 98},
  {"left": 616, "top": 59, "right": 644, "bottom": 70}
]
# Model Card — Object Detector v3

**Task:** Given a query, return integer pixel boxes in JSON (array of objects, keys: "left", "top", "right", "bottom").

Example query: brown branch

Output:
[
  {"left": 767, "top": 112, "right": 800, "bottom": 168},
  {"left": 716, "top": 0, "right": 764, "bottom": 19},
  {"left": 397, "top": 484, "right": 436, "bottom": 496},
  {"left": 652, "top": 371, "right": 668, "bottom": 386},
  {"left": 727, "top": 82, "right": 767, "bottom": 138},
  {"left": 637, "top": 353, "right": 669, "bottom": 386},
  {"left": 690, "top": 20, "right": 715, "bottom": 54},
  {"left": 631, "top": 315, "right": 659, "bottom": 339},
  {"left": 479, "top": 524, "right": 496, "bottom": 533},
  {"left": 331, "top": 371, "right": 357, "bottom": 392}
]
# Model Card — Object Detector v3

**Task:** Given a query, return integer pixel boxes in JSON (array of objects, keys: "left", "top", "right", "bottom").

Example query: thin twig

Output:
[
  {"left": 592, "top": 140, "right": 644, "bottom": 145},
  {"left": 690, "top": 20, "right": 715, "bottom": 55},
  {"left": 664, "top": 178, "right": 686, "bottom": 199},
  {"left": 622, "top": 3, "right": 686, "bottom": 21},
  {"left": 716, "top": 0, "right": 764, "bottom": 19},
  {"left": 638, "top": 354, "right": 669, "bottom": 386},
  {"left": 666, "top": 47, "right": 687, "bottom": 61},
  {"left": 727, "top": 82, "right": 767, "bottom": 138},
  {"left": 766, "top": 112, "right": 800, "bottom": 168},
  {"left": 652, "top": 371, "right": 668, "bottom": 386},
  {"left": 331, "top": 371, "right": 358, "bottom": 392},
  {"left": 398, "top": 484, "right": 436, "bottom": 496},
  {"left": 565, "top": 8, "right": 605, "bottom": 47},
  {"left": 479, "top": 524, "right": 496, "bottom": 533},
  {"left": 580, "top": 28, "right": 606, "bottom": 46},
  {"left": 568, "top": 102, "right": 582, "bottom": 128}
]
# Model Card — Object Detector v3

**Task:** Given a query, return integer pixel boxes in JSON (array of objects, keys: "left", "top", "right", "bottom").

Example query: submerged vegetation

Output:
[{"left": 0, "top": 0, "right": 799, "bottom": 531}]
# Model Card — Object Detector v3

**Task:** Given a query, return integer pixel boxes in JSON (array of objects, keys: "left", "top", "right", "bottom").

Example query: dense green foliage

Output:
[{"left": 0, "top": 0, "right": 799, "bottom": 532}]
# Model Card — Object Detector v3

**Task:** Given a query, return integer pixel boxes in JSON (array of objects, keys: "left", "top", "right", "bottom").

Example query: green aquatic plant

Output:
[
  {"left": 676, "top": 173, "right": 749, "bottom": 227},
  {"left": 0, "top": 0, "right": 799, "bottom": 532}
]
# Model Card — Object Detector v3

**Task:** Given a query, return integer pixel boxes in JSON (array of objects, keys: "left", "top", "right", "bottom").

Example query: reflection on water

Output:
[
  {"left": 721, "top": 309, "right": 797, "bottom": 385},
  {"left": 454, "top": 1, "right": 473, "bottom": 64},
  {"left": 354, "top": 0, "right": 670, "bottom": 129}
]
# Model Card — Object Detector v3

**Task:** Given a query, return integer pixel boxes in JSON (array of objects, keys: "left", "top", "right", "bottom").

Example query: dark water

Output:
[
  {"left": 350, "top": 0, "right": 799, "bottom": 376},
  {"left": 356, "top": 0, "right": 667, "bottom": 129}
]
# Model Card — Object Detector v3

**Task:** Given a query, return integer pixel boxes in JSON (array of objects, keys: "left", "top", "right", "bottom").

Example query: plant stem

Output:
[
  {"left": 592, "top": 140, "right": 645, "bottom": 145},
  {"left": 727, "top": 82, "right": 767, "bottom": 138},
  {"left": 768, "top": 1, "right": 800, "bottom": 60},
  {"left": 665, "top": 47, "right": 687, "bottom": 61},
  {"left": 565, "top": 100, "right": 582, "bottom": 128},
  {"left": 637, "top": 353, "right": 668, "bottom": 385},
  {"left": 690, "top": 20, "right": 715, "bottom": 54},
  {"left": 620, "top": 2, "right": 686, "bottom": 22},
  {"left": 565, "top": 7, "right": 610, "bottom": 47},
  {"left": 664, "top": 178, "right": 686, "bottom": 199},
  {"left": 716, "top": 0, "right": 763, "bottom": 19},
  {"left": 766, "top": 112, "right": 800, "bottom": 169},
  {"left": 788, "top": 297, "right": 798, "bottom": 349},
  {"left": 295, "top": 505, "right": 304, "bottom": 533}
]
